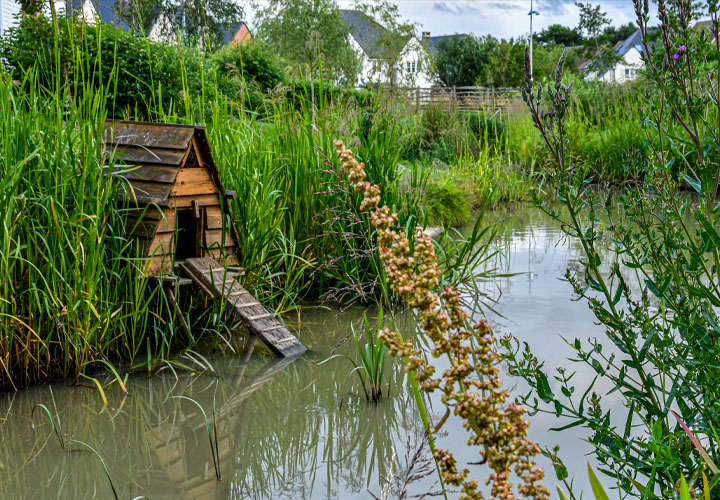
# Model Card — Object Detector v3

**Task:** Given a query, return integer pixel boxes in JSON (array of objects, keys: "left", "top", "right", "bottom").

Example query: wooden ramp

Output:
[{"left": 180, "top": 257, "right": 306, "bottom": 358}]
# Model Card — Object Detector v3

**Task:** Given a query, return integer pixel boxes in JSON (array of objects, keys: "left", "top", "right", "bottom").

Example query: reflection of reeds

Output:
[{"left": 0, "top": 310, "right": 433, "bottom": 499}]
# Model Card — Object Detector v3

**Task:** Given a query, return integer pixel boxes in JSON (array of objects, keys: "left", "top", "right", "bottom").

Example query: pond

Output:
[{"left": 0, "top": 200, "right": 622, "bottom": 499}]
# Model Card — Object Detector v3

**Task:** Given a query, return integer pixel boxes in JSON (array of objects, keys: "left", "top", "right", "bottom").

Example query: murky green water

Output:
[{"left": 0, "top": 200, "right": 625, "bottom": 499}]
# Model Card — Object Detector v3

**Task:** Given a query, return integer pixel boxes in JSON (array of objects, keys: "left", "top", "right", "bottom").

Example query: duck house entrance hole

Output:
[{"left": 175, "top": 208, "right": 203, "bottom": 260}]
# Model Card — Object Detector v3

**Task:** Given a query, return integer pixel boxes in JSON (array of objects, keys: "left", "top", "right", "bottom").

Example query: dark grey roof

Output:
[
  {"left": 614, "top": 28, "right": 644, "bottom": 56},
  {"left": 69, "top": 0, "right": 132, "bottom": 32},
  {"left": 338, "top": 9, "right": 390, "bottom": 59},
  {"left": 424, "top": 34, "right": 470, "bottom": 55}
]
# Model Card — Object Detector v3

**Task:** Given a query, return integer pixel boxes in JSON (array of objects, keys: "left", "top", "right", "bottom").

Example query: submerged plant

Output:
[{"left": 333, "top": 140, "right": 549, "bottom": 499}]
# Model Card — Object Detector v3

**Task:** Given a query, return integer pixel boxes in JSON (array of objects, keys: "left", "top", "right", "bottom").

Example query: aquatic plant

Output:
[
  {"left": 323, "top": 310, "right": 389, "bottom": 402},
  {"left": 333, "top": 140, "right": 549, "bottom": 499},
  {"left": 510, "top": 0, "right": 720, "bottom": 496}
]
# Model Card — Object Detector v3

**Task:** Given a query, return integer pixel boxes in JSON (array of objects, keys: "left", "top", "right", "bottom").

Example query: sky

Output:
[{"left": 246, "top": 1, "right": 653, "bottom": 41}]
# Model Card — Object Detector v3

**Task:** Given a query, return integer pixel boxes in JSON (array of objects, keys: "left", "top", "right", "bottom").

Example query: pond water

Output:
[{"left": 0, "top": 200, "right": 624, "bottom": 499}]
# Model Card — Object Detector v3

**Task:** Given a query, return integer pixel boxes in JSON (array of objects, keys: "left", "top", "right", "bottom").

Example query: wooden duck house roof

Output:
[
  {"left": 103, "top": 121, "right": 241, "bottom": 266},
  {"left": 104, "top": 121, "right": 222, "bottom": 206}
]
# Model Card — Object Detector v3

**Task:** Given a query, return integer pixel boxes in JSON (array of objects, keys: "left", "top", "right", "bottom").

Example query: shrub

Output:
[
  {"left": 0, "top": 15, "right": 189, "bottom": 117},
  {"left": 210, "top": 39, "right": 285, "bottom": 102}
]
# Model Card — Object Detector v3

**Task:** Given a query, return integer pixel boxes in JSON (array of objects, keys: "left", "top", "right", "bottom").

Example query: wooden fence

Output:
[{"left": 379, "top": 86, "right": 522, "bottom": 113}]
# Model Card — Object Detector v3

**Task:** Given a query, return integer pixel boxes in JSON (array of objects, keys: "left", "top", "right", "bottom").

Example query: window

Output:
[
  {"left": 625, "top": 68, "right": 639, "bottom": 79},
  {"left": 406, "top": 60, "right": 417, "bottom": 73}
]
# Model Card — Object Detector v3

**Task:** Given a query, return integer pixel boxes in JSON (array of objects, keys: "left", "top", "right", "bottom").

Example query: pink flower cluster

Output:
[{"left": 333, "top": 140, "right": 549, "bottom": 500}]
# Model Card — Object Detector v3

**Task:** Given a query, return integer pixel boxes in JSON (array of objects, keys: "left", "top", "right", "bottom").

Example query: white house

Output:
[
  {"left": 582, "top": 29, "right": 646, "bottom": 83},
  {"left": 55, "top": 0, "right": 132, "bottom": 31},
  {"left": 338, "top": 9, "right": 432, "bottom": 87},
  {"left": 0, "top": 0, "right": 21, "bottom": 37}
]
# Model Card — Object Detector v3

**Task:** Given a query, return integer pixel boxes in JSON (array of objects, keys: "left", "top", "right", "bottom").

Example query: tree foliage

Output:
[
  {"left": 536, "top": 24, "right": 584, "bottom": 47},
  {"left": 118, "top": 0, "right": 243, "bottom": 49},
  {"left": 433, "top": 35, "right": 489, "bottom": 87},
  {"left": 256, "top": 0, "right": 359, "bottom": 84},
  {"left": 354, "top": 0, "right": 419, "bottom": 85},
  {"left": 575, "top": 1, "right": 619, "bottom": 73}
]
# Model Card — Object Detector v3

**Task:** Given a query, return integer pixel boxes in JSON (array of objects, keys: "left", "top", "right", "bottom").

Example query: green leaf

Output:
[
  {"left": 588, "top": 463, "right": 610, "bottom": 500},
  {"left": 679, "top": 476, "right": 691, "bottom": 500},
  {"left": 535, "top": 370, "right": 554, "bottom": 403},
  {"left": 556, "top": 484, "right": 570, "bottom": 500},
  {"left": 681, "top": 173, "right": 703, "bottom": 195}
]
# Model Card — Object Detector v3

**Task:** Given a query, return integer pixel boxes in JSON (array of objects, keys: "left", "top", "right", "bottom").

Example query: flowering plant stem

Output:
[{"left": 333, "top": 140, "right": 549, "bottom": 499}]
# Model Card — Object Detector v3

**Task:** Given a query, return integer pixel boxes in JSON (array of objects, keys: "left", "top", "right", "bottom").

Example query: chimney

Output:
[{"left": 422, "top": 31, "right": 431, "bottom": 40}]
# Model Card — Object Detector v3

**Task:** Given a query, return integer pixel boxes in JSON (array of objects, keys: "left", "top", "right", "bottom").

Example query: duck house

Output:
[{"left": 104, "top": 121, "right": 305, "bottom": 358}]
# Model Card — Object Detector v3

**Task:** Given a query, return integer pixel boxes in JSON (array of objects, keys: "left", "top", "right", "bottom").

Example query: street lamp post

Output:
[{"left": 528, "top": 0, "right": 539, "bottom": 82}]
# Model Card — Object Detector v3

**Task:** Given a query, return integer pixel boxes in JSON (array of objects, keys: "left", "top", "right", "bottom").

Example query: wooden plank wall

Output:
[
  {"left": 146, "top": 164, "right": 239, "bottom": 275},
  {"left": 380, "top": 86, "right": 521, "bottom": 113}
]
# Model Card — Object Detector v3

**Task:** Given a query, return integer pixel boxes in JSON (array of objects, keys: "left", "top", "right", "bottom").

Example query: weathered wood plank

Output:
[
  {"left": 111, "top": 164, "right": 180, "bottom": 183},
  {"left": 170, "top": 168, "right": 216, "bottom": 196},
  {"left": 119, "top": 179, "right": 175, "bottom": 200},
  {"left": 104, "top": 122, "right": 195, "bottom": 149},
  {"left": 204, "top": 228, "right": 235, "bottom": 248},
  {"left": 149, "top": 232, "right": 174, "bottom": 255},
  {"left": 156, "top": 210, "right": 176, "bottom": 233},
  {"left": 170, "top": 195, "right": 222, "bottom": 208},
  {"left": 106, "top": 146, "right": 186, "bottom": 166},
  {"left": 180, "top": 257, "right": 305, "bottom": 358}
]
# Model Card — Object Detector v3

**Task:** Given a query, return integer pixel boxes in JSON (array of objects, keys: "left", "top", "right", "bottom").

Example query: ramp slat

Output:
[{"left": 180, "top": 257, "right": 306, "bottom": 358}]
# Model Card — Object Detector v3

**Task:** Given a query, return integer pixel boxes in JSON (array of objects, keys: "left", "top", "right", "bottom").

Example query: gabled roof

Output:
[
  {"left": 614, "top": 28, "right": 645, "bottom": 56},
  {"left": 222, "top": 21, "right": 250, "bottom": 44},
  {"left": 338, "top": 9, "right": 390, "bottom": 59},
  {"left": 424, "top": 34, "right": 470, "bottom": 56},
  {"left": 70, "top": 0, "right": 132, "bottom": 32}
]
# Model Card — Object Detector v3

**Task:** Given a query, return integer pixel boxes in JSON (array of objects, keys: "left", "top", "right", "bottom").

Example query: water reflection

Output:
[
  {"left": 0, "top": 199, "right": 647, "bottom": 498},
  {"left": 0, "top": 310, "right": 433, "bottom": 500}
]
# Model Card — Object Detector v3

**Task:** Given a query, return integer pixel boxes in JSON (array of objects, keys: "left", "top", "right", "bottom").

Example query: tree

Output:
[
  {"left": 118, "top": 0, "right": 243, "bottom": 49},
  {"left": 480, "top": 37, "right": 525, "bottom": 87},
  {"left": 354, "top": 0, "right": 419, "bottom": 85},
  {"left": 256, "top": 0, "right": 359, "bottom": 85},
  {"left": 602, "top": 22, "right": 636, "bottom": 46},
  {"left": 536, "top": 24, "right": 584, "bottom": 47},
  {"left": 575, "top": 2, "right": 618, "bottom": 73},
  {"left": 433, "top": 35, "right": 489, "bottom": 87}
]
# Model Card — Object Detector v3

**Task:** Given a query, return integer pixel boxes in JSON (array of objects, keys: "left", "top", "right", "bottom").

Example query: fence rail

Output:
[{"left": 379, "top": 86, "right": 522, "bottom": 112}]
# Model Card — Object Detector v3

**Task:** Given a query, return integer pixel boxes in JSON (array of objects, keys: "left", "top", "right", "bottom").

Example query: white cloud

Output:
[{"left": 246, "top": 1, "right": 655, "bottom": 40}]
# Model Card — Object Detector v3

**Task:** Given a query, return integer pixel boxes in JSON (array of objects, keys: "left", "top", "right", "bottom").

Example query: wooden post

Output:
[
  {"left": 492, "top": 87, "right": 496, "bottom": 112},
  {"left": 452, "top": 86, "right": 457, "bottom": 110},
  {"left": 415, "top": 87, "right": 420, "bottom": 112}
]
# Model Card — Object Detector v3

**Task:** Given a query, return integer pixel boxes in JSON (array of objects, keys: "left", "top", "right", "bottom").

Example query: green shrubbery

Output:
[{"left": 0, "top": 16, "right": 188, "bottom": 117}]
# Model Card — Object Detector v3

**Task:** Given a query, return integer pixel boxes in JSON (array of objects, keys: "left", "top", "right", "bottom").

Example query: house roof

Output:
[
  {"left": 614, "top": 28, "right": 645, "bottom": 56},
  {"left": 424, "top": 34, "right": 470, "bottom": 56},
  {"left": 70, "top": 0, "right": 132, "bottom": 32},
  {"left": 221, "top": 21, "right": 250, "bottom": 44},
  {"left": 338, "top": 9, "right": 392, "bottom": 59}
]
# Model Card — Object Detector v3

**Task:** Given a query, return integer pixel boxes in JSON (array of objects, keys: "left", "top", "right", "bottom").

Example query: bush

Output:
[
  {"left": 211, "top": 39, "right": 285, "bottom": 102},
  {"left": 0, "top": 15, "right": 189, "bottom": 117}
]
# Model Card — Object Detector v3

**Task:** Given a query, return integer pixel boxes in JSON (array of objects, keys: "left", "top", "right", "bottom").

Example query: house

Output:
[
  {"left": 148, "top": 10, "right": 251, "bottom": 46},
  {"left": 338, "top": 9, "right": 432, "bottom": 87},
  {"left": 582, "top": 29, "right": 646, "bottom": 83},
  {"left": 60, "top": 0, "right": 132, "bottom": 31},
  {"left": 59, "top": 0, "right": 250, "bottom": 46},
  {"left": 0, "top": 0, "right": 21, "bottom": 37},
  {"left": 223, "top": 21, "right": 251, "bottom": 45}
]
